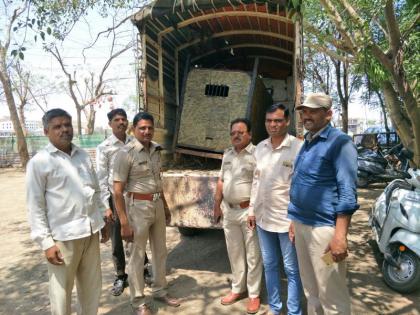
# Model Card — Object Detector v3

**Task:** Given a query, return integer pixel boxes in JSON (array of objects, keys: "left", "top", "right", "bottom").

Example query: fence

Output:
[{"left": 0, "top": 133, "right": 108, "bottom": 167}]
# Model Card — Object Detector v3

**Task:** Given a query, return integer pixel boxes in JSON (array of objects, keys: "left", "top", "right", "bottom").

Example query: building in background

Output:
[{"left": 0, "top": 119, "right": 44, "bottom": 137}]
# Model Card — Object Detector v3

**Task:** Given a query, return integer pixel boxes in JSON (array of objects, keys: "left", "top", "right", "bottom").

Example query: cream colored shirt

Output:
[
  {"left": 113, "top": 139, "right": 163, "bottom": 193},
  {"left": 249, "top": 134, "right": 303, "bottom": 233},
  {"left": 220, "top": 143, "right": 255, "bottom": 204},
  {"left": 96, "top": 134, "right": 131, "bottom": 208},
  {"left": 26, "top": 143, "right": 105, "bottom": 250}
]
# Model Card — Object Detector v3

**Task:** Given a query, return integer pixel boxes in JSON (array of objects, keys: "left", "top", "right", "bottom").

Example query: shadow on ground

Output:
[{"left": 348, "top": 186, "right": 420, "bottom": 314}]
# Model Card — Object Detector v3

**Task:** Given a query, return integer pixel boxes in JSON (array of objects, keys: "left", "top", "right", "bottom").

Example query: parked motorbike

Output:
[
  {"left": 357, "top": 144, "right": 412, "bottom": 188},
  {"left": 369, "top": 168, "right": 420, "bottom": 293}
]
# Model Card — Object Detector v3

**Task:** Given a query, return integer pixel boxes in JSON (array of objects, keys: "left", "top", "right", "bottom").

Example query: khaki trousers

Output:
[
  {"left": 47, "top": 233, "right": 101, "bottom": 315},
  {"left": 127, "top": 197, "right": 167, "bottom": 307},
  {"left": 293, "top": 221, "right": 351, "bottom": 315},
  {"left": 223, "top": 202, "right": 262, "bottom": 297}
]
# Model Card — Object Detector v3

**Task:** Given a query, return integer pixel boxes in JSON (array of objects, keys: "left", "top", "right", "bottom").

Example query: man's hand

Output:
[
  {"left": 104, "top": 208, "right": 114, "bottom": 223},
  {"left": 213, "top": 204, "right": 223, "bottom": 224},
  {"left": 121, "top": 223, "right": 134, "bottom": 242},
  {"left": 45, "top": 245, "right": 64, "bottom": 265},
  {"left": 100, "top": 223, "right": 110, "bottom": 243},
  {"left": 325, "top": 234, "right": 348, "bottom": 262},
  {"left": 288, "top": 222, "right": 295, "bottom": 244},
  {"left": 247, "top": 215, "right": 256, "bottom": 230}
]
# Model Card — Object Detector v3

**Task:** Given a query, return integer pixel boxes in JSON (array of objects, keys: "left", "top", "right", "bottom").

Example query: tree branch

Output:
[
  {"left": 49, "top": 46, "right": 81, "bottom": 109},
  {"left": 318, "top": 0, "right": 357, "bottom": 53},
  {"left": 2, "top": 2, "right": 28, "bottom": 53},
  {"left": 307, "top": 42, "right": 353, "bottom": 63},
  {"left": 95, "top": 40, "right": 133, "bottom": 96},
  {"left": 304, "top": 22, "right": 352, "bottom": 52},
  {"left": 384, "top": 0, "right": 402, "bottom": 54}
]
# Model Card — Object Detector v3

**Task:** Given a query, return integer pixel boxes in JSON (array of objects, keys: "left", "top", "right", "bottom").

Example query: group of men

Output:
[
  {"left": 26, "top": 92, "right": 358, "bottom": 315},
  {"left": 214, "top": 92, "right": 358, "bottom": 315},
  {"left": 27, "top": 109, "right": 179, "bottom": 315}
]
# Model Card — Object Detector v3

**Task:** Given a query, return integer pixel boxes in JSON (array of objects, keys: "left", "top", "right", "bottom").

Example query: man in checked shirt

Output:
[{"left": 96, "top": 108, "right": 151, "bottom": 296}]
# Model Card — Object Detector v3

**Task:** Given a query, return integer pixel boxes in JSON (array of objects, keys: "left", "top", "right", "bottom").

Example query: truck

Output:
[{"left": 131, "top": 0, "right": 304, "bottom": 235}]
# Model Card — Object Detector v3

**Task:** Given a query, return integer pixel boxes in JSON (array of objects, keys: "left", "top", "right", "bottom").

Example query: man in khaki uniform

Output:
[
  {"left": 113, "top": 112, "right": 180, "bottom": 315},
  {"left": 214, "top": 118, "right": 263, "bottom": 314}
]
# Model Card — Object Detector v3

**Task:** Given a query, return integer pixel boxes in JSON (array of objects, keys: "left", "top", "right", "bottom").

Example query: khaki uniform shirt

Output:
[
  {"left": 249, "top": 134, "right": 303, "bottom": 233},
  {"left": 113, "top": 139, "right": 163, "bottom": 193},
  {"left": 220, "top": 142, "right": 256, "bottom": 205}
]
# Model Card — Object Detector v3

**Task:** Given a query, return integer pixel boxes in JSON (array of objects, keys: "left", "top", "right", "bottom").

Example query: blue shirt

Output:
[{"left": 288, "top": 124, "right": 359, "bottom": 226}]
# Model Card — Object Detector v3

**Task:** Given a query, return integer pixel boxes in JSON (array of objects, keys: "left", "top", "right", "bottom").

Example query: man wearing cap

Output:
[
  {"left": 113, "top": 112, "right": 180, "bottom": 315},
  {"left": 213, "top": 118, "right": 263, "bottom": 314},
  {"left": 288, "top": 93, "right": 359, "bottom": 315}
]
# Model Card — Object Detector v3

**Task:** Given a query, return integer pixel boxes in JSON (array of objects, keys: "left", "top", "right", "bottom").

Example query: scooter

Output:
[
  {"left": 369, "top": 168, "right": 420, "bottom": 293},
  {"left": 357, "top": 144, "right": 412, "bottom": 188}
]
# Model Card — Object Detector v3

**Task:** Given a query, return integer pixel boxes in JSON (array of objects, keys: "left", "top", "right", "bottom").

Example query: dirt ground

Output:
[{"left": 0, "top": 168, "right": 419, "bottom": 315}]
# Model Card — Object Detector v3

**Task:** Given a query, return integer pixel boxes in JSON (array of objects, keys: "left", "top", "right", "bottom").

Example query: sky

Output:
[{"left": 1, "top": 5, "right": 140, "bottom": 129}]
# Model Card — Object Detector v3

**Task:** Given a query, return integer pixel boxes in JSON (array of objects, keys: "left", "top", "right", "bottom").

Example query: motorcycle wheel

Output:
[
  {"left": 357, "top": 177, "right": 369, "bottom": 188},
  {"left": 382, "top": 249, "right": 420, "bottom": 293}
]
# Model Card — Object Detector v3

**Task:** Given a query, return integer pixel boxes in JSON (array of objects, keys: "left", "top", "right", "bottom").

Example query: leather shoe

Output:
[
  {"left": 247, "top": 297, "right": 260, "bottom": 314},
  {"left": 154, "top": 294, "right": 181, "bottom": 307},
  {"left": 133, "top": 304, "right": 151, "bottom": 315},
  {"left": 221, "top": 292, "right": 245, "bottom": 305}
]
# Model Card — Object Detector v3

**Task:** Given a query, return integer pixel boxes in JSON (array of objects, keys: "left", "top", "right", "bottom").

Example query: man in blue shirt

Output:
[{"left": 288, "top": 93, "right": 359, "bottom": 315}]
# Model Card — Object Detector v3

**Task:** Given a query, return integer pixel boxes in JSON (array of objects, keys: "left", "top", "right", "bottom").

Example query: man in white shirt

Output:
[
  {"left": 247, "top": 104, "right": 303, "bottom": 315},
  {"left": 26, "top": 108, "right": 108, "bottom": 315}
]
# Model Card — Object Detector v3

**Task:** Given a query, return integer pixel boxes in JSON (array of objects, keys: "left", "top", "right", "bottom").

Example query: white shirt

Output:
[
  {"left": 26, "top": 142, "right": 105, "bottom": 250},
  {"left": 249, "top": 134, "right": 303, "bottom": 233},
  {"left": 96, "top": 134, "right": 131, "bottom": 208}
]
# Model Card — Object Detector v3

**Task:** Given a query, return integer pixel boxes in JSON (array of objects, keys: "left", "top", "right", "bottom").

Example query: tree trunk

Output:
[
  {"left": 0, "top": 64, "right": 30, "bottom": 168},
  {"left": 382, "top": 81, "right": 419, "bottom": 166},
  {"left": 375, "top": 90, "right": 391, "bottom": 145},
  {"left": 334, "top": 59, "right": 349, "bottom": 133},
  {"left": 76, "top": 107, "right": 82, "bottom": 135},
  {"left": 86, "top": 104, "right": 96, "bottom": 135},
  {"left": 18, "top": 102, "right": 27, "bottom": 136}
]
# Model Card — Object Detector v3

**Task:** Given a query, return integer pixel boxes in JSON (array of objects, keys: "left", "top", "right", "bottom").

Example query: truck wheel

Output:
[
  {"left": 177, "top": 227, "right": 200, "bottom": 237},
  {"left": 357, "top": 177, "right": 369, "bottom": 188},
  {"left": 382, "top": 250, "right": 420, "bottom": 293}
]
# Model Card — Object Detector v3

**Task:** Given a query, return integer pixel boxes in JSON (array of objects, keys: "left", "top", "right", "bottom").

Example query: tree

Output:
[
  {"left": 46, "top": 22, "right": 134, "bottom": 135},
  {"left": 0, "top": 1, "right": 30, "bottom": 168},
  {"left": 305, "top": 46, "right": 361, "bottom": 133},
  {"left": 11, "top": 62, "right": 57, "bottom": 130},
  {"left": 304, "top": 0, "right": 420, "bottom": 166}
]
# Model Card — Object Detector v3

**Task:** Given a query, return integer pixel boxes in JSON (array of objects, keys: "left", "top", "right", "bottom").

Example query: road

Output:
[{"left": 0, "top": 168, "right": 419, "bottom": 315}]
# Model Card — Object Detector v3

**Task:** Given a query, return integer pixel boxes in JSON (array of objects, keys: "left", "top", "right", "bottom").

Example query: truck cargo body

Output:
[{"left": 132, "top": 0, "right": 303, "bottom": 233}]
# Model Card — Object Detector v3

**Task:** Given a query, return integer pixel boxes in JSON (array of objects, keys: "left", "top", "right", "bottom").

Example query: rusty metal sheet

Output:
[{"left": 162, "top": 170, "right": 222, "bottom": 229}]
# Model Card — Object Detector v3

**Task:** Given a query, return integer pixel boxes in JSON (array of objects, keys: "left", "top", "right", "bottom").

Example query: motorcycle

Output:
[
  {"left": 369, "top": 168, "right": 420, "bottom": 293},
  {"left": 357, "top": 144, "right": 412, "bottom": 188}
]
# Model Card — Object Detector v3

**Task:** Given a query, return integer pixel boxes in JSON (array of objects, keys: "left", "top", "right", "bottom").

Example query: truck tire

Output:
[
  {"left": 382, "top": 250, "right": 420, "bottom": 293},
  {"left": 177, "top": 227, "right": 200, "bottom": 237}
]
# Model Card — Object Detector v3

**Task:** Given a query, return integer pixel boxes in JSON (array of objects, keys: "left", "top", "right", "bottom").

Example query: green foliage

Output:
[{"left": 303, "top": 0, "right": 419, "bottom": 95}]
